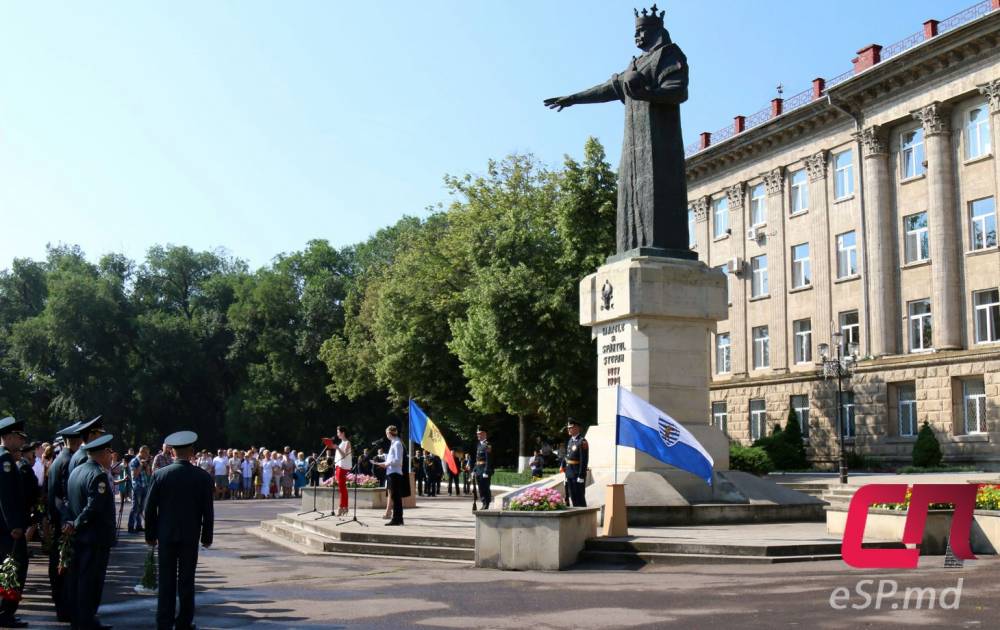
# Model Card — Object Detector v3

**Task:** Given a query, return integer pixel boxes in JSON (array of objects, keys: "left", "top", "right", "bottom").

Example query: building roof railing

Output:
[{"left": 684, "top": 0, "right": 997, "bottom": 158}]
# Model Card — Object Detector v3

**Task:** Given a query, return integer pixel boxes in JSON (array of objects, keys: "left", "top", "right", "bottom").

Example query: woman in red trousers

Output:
[{"left": 334, "top": 426, "right": 353, "bottom": 516}]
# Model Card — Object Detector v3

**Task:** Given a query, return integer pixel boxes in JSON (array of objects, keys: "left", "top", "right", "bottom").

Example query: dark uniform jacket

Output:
[
  {"left": 17, "top": 459, "right": 39, "bottom": 526},
  {"left": 67, "top": 459, "right": 116, "bottom": 546},
  {"left": 145, "top": 460, "right": 214, "bottom": 547},
  {"left": 473, "top": 441, "right": 493, "bottom": 477},
  {"left": 0, "top": 447, "right": 26, "bottom": 536},
  {"left": 46, "top": 447, "right": 73, "bottom": 525},
  {"left": 413, "top": 455, "right": 425, "bottom": 480},
  {"left": 67, "top": 447, "right": 88, "bottom": 477},
  {"left": 562, "top": 435, "right": 589, "bottom": 480}
]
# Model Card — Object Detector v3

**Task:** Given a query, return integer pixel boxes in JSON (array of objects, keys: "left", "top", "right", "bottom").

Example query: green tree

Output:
[{"left": 912, "top": 420, "right": 943, "bottom": 468}]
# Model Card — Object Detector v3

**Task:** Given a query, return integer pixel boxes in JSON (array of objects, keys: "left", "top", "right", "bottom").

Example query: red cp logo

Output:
[{"left": 842, "top": 484, "right": 979, "bottom": 569}]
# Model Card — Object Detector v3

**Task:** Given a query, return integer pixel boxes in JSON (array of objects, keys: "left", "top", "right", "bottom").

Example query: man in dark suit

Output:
[
  {"left": 412, "top": 450, "right": 425, "bottom": 496},
  {"left": 473, "top": 428, "right": 493, "bottom": 510},
  {"left": 15, "top": 439, "right": 41, "bottom": 614},
  {"left": 68, "top": 415, "right": 104, "bottom": 476},
  {"left": 145, "top": 431, "right": 214, "bottom": 630},
  {"left": 66, "top": 433, "right": 117, "bottom": 630},
  {"left": 0, "top": 417, "right": 28, "bottom": 628},
  {"left": 46, "top": 421, "right": 82, "bottom": 622}
]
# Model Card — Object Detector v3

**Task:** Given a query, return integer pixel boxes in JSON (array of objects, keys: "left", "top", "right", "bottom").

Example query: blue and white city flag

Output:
[{"left": 615, "top": 385, "right": 714, "bottom": 485}]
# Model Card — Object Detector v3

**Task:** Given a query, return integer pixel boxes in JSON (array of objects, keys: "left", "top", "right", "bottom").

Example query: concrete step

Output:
[
  {"left": 585, "top": 538, "right": 842, "bottom": 557},
  {"left": 254, "top": 518, "right": 474, "bottom": 562},
  {"left": 246, "top": 525, "right": 326, "bottom": 556},
  {"left": 320, "top": 539, "right": 474, "bottom": 561},
  {"left": 578, "top": 550, "right": 843, "bottom": 565},
  {"left": 277, "top": 513, "right": 475, "bottom": 548},
  {"left": 775, "top": 482, "right": 832, "bottom": 500}
]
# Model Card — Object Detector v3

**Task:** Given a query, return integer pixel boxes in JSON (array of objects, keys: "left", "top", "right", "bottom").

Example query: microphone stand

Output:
[
  {"left": 336, "top": 453, "right": 367, "bottom": 528},
  {"left": 316, "top": 442, "right": 341, "bottom": 521},
  {"left": 298, "top": 446, "right": 329, "bottom": 517}
]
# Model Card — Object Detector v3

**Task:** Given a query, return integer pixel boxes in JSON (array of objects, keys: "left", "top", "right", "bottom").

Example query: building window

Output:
[
  {"left": 789, "top": 169, "right": 808, "bottom": 214},
  {"left": 688, "top": 208, "right": 696, "bottom": 248},
  {"left": 713, "top": 197, "right": 729, "bottom": 239},
  {"left": 715, "top": 264, "right": 731, "bottom": 304},
  {"left": 712, "top": 401, "right": 728, "bottom": 436},
  {"left": 751, "top": 255, "right": 768, "bottom": 297},
  {"left": 898, "top": 383, "right": 917, "bottom": 437},
  {"left": 834, "top": 150, "right": 853, "bottom": 199},
  {"left": 903, "top": 212, "right": 930, "bottom": 263},
  {"left": 715, "top": 333, "right": 731, "bottom": 374},
  {"left": 901, "top": 128, "right": 925, "bottom": 179},
  {"left": 836, "top": 231, "right": 858, "bottom": 278},
  {"left": 750, "top": 183, "right": 766, "bottom": 227},
  {"left": 964, "top": 378, "right": 987, "bottom": 434},
  {"left": 840, "top": 311, "right": 860, "bottom": 348},
  {"left": 791, "top": 243, "right": 811, "bottom": 288},
  {"left": 908, "top": 299, "right": 932, "bottom": 352},
  {"left": 793, "top": 319, "right": 812, "bottom": 364},
  {"left": 790, "top": 394, "right": 809, "bottom": 439},
  {"left": 840, "top": 391, "right": 856, "bottom": 439},
  {"left": 752, "top": 326, "right": 770, "bottom": 369},
  {"left": 965, "top": 104, "right": 991, "bottom": 160},
  {"left": 974, "top": 289, "right": 1000, "bottom": 344},
  {"left": 969, "top": 197, "right": 997, "bottom": 251},
  {"left": 749, "top": 399, "right": 766, "bottom": 441}
]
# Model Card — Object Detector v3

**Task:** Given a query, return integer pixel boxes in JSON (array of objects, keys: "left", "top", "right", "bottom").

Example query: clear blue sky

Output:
[{"left": 0, "top": 0, "right": 972, "bottom": 272}]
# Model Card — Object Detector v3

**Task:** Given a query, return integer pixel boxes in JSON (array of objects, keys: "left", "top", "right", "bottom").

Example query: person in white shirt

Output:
[
  {"left": 333, "top": 426, "right": 353, "bottom": 516},
  {"left": 212, "top": 449, "right": 229, "bottom": 500},
  {"left": 374, "top": 425, "right": 405, "bottom": 525}
]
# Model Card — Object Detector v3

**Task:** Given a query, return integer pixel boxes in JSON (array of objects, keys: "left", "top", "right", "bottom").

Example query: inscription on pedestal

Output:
[{"left": 597, "top": 322, "right": 628, "bottom": 388}]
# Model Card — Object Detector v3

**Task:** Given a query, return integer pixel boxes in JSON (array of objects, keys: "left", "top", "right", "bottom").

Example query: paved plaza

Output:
[{"left": 9, "top": 497, "right": 999, "bottom": 629}]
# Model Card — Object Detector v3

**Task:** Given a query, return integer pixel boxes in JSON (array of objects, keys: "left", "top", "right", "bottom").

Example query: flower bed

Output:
[
  {"left": 346, "top": 473, "right": 380, "bottom": 489},
  {"left": 872, "top": 484, "right": 1000, "bottom": 511},
  {"left": 507, "top": 487, "right": 566, "bottom": 512},
  {"left": 475, "top": 506, "right": 598, "bottom": 570}
]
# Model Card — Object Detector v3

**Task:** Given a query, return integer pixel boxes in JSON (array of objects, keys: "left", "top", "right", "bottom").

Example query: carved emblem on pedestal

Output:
[{"left": 600, "top": 280, "right": 614, "bottom": 311}]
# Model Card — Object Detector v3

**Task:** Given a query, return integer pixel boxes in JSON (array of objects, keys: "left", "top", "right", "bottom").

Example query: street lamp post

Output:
[{"left": 818, "top": 332, "right": 859, "bottom": 484}]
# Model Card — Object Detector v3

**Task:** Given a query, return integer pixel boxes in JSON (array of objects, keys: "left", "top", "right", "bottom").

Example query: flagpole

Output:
[{"left": 614, "top": 385, "right": 620, "bottom": 485}]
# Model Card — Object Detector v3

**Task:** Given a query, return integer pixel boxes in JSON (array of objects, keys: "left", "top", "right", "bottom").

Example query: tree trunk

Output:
[{"left": 517, "top": 415, "right": 530, "bottom": 473}]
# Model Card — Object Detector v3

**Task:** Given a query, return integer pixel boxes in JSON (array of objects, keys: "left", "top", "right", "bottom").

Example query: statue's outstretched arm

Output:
[{"left": 544, "top": 79, "right": 620, "bottom": 111}]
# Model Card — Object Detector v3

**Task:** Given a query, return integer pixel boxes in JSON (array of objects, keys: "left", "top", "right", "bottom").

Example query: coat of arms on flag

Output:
[{"left": 658, "top": 417, "right": 681, "bottom": 447}]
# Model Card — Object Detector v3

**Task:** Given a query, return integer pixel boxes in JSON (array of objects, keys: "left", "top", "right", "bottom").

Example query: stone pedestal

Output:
[{"left": 579, "top": 256, "right": 730, "bottom": 478}]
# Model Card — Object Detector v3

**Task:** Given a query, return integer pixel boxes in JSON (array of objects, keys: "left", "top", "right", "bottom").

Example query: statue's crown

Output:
[{"left": 634, "top": 4, "right": 665, "bottom": 27}]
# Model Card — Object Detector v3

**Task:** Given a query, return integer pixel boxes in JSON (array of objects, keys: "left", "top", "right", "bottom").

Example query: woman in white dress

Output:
[{"left": 260, "top": 449, "right": 272, "bottom": 498}]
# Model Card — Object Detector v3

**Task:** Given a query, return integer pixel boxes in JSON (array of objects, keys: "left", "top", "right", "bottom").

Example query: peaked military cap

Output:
[
  {"left": 75, "top": 415, "right": 104, "bottom": 436},
  {"left": 81, "top": 433, "right": 113, "bottom": 452},
  {"left": 565, "top": 418, "right": 581, "bottom": 429},
  {"left": 0, "top": 416, "right": 24, "bottom": 436},
  {"left": 57, "top": 421, "right": 83, "bottom": 438},
  {"left": 21, "top": 440, "right": 42, "bottom": 452},
  {"left": 164, "top": 430, "right": 198, "bottom": 449}
]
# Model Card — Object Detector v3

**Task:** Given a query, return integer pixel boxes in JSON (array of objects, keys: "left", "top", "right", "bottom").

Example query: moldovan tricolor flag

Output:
[
  {"left": 408, "top": 400, "right": 459, "bottom": 475},
  {"left": 615, "top": 385, "right": 714, "bottom": 485}
]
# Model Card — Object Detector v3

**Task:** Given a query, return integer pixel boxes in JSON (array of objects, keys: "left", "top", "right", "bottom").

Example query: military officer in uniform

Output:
[
  {"left": 66, "top": 433, "right": 117, "bottom": 630},
  {"left": 18, "top": 441, "right": 42, "bottom": 533},
  {"left": 0, "top": 417, "right": 28, "bottom": 628},
  {"left": 144, "top": 431, "right": 214, "bottom": 630},
  {"left": 46, "top": 421, "right": 82, "bottom": 622},
  {"left": 561, "top": 419, "right": 589, "bottom": 507},
  {"left": 472, "top": 428, "right": 493, "bottom": 510},
  {"left": 412, "top": 450, "right": 425, "bottom": 496},
  {"left": 67, "top": 415, "right": 104, "bottom": 476}
]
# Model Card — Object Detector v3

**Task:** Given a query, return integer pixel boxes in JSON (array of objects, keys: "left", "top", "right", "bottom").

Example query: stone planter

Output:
[
  {"left": 972, "top": 510, "right": 1000, "bottom": 554},
  {"left": 300, "top": 486, "right": 387, "bottom": 512},
  {"left": 827, "top": 507, "right": 998, "bottom": 555},
  {"left": 475, "top": 507, "right": 599, "bottom": 571}
]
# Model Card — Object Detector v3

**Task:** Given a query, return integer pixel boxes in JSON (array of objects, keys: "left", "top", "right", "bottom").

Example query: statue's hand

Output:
[
  {"left": 543, "top": 96, "right": 574, "bottom": 112},
  {"left": 623, "top": 71, "right": 647, "bottom": 98}
]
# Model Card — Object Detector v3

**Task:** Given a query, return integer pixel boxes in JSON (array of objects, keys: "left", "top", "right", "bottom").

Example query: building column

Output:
[
  {"left": 804, "top": 151, "right": 832, "bottom": 352},
  {"left": 763, "top": 167, "right": 788, "bottom": 372},
  {"left": 855, "top": 125, "right": 897, "bottom": 356},
  {"left": 726, "top": 183, "right": 748, "bottom": 377},
  {"left": 913, "top": 102, "right": 962, "bottom": 350},
  {"left": 692, "top": 196, "right": 711, "bottom": 260},
  {"left": 978, "top": 80, "right": 1000, "bottom": 199}
]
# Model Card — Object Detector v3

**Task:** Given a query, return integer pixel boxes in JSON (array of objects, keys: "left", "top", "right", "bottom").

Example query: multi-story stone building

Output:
[{"left": 686, "top": 1, "right": 1000, "bottom": 467}]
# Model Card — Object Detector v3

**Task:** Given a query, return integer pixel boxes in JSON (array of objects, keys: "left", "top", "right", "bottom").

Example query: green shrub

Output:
[
  {"left": 912, "top": 421, "right": 943, "bottom": 468},
  {"left": 896, "top": 465, "right": 979, "bottom": 474},
  {"left": 752, "top": 409, "right": 808, "bottom": 471},
  {"left": 730, "top": 444, "right": 774, "bottom": 476}
]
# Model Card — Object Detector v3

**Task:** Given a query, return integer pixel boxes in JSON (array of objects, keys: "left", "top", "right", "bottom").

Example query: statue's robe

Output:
[{"left": 605, "top": 42, "right": 690, "bottom": 254}]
